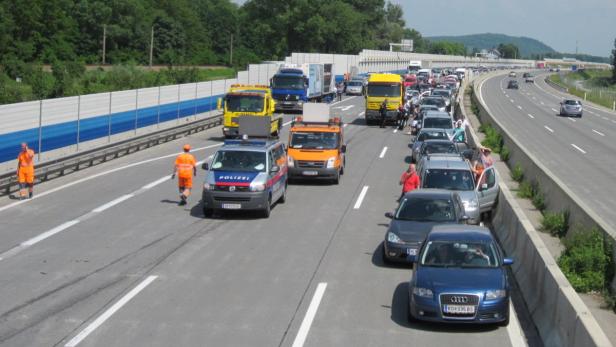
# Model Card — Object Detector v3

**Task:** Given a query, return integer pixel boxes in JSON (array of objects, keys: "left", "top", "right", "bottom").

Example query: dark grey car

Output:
[
  {"left": 383, "top": 189, "right": 468, "bottom": 263},
  {"left": 411, "top": 128, "right": 449, "bottom": 163}
]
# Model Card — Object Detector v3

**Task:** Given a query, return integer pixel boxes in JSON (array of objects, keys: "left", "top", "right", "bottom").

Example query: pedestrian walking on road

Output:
[
  {"left": 172, "top": 144, "right": 197, "bottom": 206},
  {"left": 399, "top": 164, "right": 420, "bottom": 201},
  {"left": 336, "top": 83, "right": 344, "bottom": 101},
  {"left": 451, "top": 120, "right": 466, "bottom": 143},
  {"left": 379, "top": 99, "right": 388, "bottom": 128},
  {"left": 16, "top": 142, "right": 35, "bottom": 199}
]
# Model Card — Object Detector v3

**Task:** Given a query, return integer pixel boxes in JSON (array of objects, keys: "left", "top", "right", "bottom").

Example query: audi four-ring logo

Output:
[{"left": 450, "top": 296, "right": 469, "bottom": 303}]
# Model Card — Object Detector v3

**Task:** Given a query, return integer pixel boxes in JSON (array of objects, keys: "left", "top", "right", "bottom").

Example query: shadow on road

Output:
[{"left": 371, "top": 242, "right": 413, "bottom": 270}]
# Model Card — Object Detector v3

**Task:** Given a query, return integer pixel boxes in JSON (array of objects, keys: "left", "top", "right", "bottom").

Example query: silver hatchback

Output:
[{"left": 559, "top": 99, "right": 583, "bottom": 117}]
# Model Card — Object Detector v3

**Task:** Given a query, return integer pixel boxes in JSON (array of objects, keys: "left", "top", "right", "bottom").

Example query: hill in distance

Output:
[{"left": 427, "top": 33, "right": 555, "bottom": 58}]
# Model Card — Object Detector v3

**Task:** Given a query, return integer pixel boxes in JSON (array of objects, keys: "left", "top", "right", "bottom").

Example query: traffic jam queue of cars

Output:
[{"left": 200, "top": 70, "right": 512, "bottom": 326}]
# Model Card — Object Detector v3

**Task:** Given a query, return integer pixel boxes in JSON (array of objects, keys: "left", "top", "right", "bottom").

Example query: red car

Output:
[{"left": 404, "top": 74, "right": 417, "bottom": 88}]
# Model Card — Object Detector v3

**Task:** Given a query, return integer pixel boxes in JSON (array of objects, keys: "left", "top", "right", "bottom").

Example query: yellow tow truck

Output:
[{"left": 218, "top": 84, "right": 283, "bottom": 138}]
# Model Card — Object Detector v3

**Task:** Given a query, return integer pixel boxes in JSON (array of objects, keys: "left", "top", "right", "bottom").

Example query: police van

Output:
[{"left": 201, "top": 117, "right": 288, "bottom": 218}]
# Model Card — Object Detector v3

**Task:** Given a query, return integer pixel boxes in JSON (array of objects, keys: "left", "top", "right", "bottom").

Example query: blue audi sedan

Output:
[{"left": 407, "top": 225, "right": 513, "bottom": 325}]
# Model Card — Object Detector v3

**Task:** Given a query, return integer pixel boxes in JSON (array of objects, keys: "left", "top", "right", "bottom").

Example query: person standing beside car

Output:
[
  {"left": 379, "top": 99, "right": 388, "bottom": 128},
  {"left": 399, "top": 164, "right": 420, "bottom": 200},
  {"left": 172, "top": 144, "right": 197, "bottom": 206}
]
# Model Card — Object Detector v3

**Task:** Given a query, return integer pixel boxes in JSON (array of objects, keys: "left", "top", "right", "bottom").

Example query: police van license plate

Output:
[
  {"left": 443, "top": 305, "right": 475, "bottom": 314},
  {"left": 222, "top": 203, "right": 242, "bottom": 210},
  {"left": 302, "top": 171, "right": 318, "bottom": 176}
]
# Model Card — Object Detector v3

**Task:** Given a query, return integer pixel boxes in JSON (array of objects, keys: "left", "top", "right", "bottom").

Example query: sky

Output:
[{"left": 389, "top": 0, "right": 615, "bottom": 57}]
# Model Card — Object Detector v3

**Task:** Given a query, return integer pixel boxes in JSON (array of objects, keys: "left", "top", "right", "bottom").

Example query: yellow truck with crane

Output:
[{"left": 218, "top": 84, "right": 283, "bottom": 138}]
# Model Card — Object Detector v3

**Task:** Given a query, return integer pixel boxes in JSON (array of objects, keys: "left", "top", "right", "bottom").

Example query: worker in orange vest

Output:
[
  {"left": 171, "top": 144, "right": 197, "bottom": 206},
  {"left": 17, "top": 142, "right": 35, "bottom": 199}
]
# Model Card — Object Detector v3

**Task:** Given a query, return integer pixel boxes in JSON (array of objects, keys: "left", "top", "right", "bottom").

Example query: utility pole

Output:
[
  {"left": 576, "top": 40, "right": 579, "bottom": 56},
  {"left": 149, "top": 26, "right": 154, "bottom": 68},
  {"left": 102, "top": 24, "right": 107, "bottom": 65},
  {"left": 229, "top": 34, "right": 234, "bottom": 66}
]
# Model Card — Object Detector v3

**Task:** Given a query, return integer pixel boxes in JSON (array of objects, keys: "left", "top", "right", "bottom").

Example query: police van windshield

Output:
[
  {"left": 211, "top": 150, "right": 267, "bottom": 172},
  {"left": 290, "top": 132, "right": 339, "bottom": 149},
  {"left": 423, "top": 169, "right": 475, "bottom": 191},
  {"left": 225, "top": 95, "right": 264, "bottom": 113}
]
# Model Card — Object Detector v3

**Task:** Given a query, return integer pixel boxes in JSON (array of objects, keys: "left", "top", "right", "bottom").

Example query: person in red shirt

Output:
[
  {"left": 399, "top": 163, "right": 420, "bottom": 201},
  {"left": 172, "top": 144, "right": 197, "bottom": 206}
]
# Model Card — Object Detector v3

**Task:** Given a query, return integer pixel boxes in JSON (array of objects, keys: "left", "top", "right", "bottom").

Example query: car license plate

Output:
[
  {"left": 443, "top": 305, "right": 475, "bottom": 314},
  {"left": 406, "top": 248, "right": 417, "bottom": 255},
  {"left": 222, "top": 203, "right": 242, "bottom": 210},
  {"left": 302, "top": 171, "right": 318, "bottom": 176}
]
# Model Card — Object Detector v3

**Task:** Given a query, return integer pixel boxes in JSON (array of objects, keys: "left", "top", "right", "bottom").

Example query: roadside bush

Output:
[
  {"left": 558, "top": 228, "right": 611, "bottom": 293},
  {"left": 510, "top": 164, "right": 524, "bottom": 182},
  {"left": 479, "top": 123, "right": 503, "bottom": 153},
  {"left": 517, "top": 181, "right": 534, "bottom": 199},
  {"left": 500, "top": 145, "right": 510, "bottom": 162},
  {"left": 532, "top": 191, "right": 546, "bottom": 211},
  {"left": 541, "top": 211, "right": 569, "bottom": 237}
]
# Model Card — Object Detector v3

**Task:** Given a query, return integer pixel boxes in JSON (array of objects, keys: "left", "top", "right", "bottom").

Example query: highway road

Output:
[
  {"left": 479, "top": 72, "right": 616, "bottom": 227},
  {"left": 0, "top": 96, "right": 530, "bottom": 346}
]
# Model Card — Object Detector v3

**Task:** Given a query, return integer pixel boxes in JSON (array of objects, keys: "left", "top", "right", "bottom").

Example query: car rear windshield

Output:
[
  {"left": 565, "top": 100, "right": 581, "bottom": 105},
  {"left": 423, "top": 169, "right": 474, "bottom": 191},
  {"left": 418, "top": 131, "right": 448, "bottom": 141},
  {"left": 367, "top": 83, "right": 401, "bottom": 97},
  {"left": 420, "top": 240, "right": 499, "bottom": 268},
  {"left": 347, "top": 81, "right": 362, "bottom": 86},
  {"left": 211, "top": 150, "right": 267, "bottom": 172},
  {"left": 422, "top": 98, "right": 445, "bottom": 107},
  {"left": 423, "top": 118, "right": 452, "bottom": 129},
  {"left": 290, "top": 132, "right": 339, "bottom": 150},
  {"left": 396, "top": 198, "right": 455, "bottom": 222},
  {"left": 432, "top": 90, "right": 450, "bottom": 97},
  {"left": 421, "top": 142, "right": 457, "bottom": 155}
]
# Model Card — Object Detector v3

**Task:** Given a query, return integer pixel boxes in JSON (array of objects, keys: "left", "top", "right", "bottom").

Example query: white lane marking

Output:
[
  {"left": 592, "top": 129, "right": 605, "bottom": 137},
  {"left": 92, "top": 194, "right": 134, "bottom": 213},
  {"left": 506, "top": 301, "right": 528, "bottom": 347},
  {"left": 505, "top": 94, "right": 509, "bottom": 97},
  {"left": 65, "top": 275, "right": 158, "bottom": 347},
  {"left": 291, "top": 282, "right": 327, "bottom": 347},
  {"left": 142, "top": 176, "right": 169, "bottom": 190},
  {"left": 329, "top": 96, "right": 358, "bottom": 106},
  {"left": 544, "top": 126, "right": 554, "bottom": 133},
  {"left": 541, "top": 101, "right": 545, "bottom": 105},
  {"left": 571, "top": 144, "right": 587, "bottom": 154},
  {"left": 527, "top": 114, "right": 535, "bottom": 119},
  {"left": 0, "top": 143, "right": 224, "bottom": 213},
  {"left": 517, "top": 105, "right": 522, "bottom": 110},
  {"left": 379, "top": 147, "right": 388, "bottom": 158},
  {"left": 343, "top": 123, "right": 348, "bottom": 128},
  {"left": 22, "top": 220, "right": 80, "bottom": 247},
  {"left": 612, "top": 120, "right": 616, "bottom": 124},
  {"left": 358, "top": 111, "right": 365, "bottom": 117},
  {"left": 532, "top": 96, "right": 536, "bottom": 100},
  {"left": 340, "top": 105, "right": 355, "bottom": 111},
  {"left": 551, "top": 108, "right": 558, "bottom": 113},
  {"left": 283, "top": 120, "right": 293, "bottom": 126},
  {"left": 568, "top": 118, "right": 576, "bottom": 122},
  {"left": 353, "top": 186, "right": 369, "bottom": 209},
  {"left": 510, "top": 99, "right": 514, "bottom": 103},
  {"left": 602, "top": 116, "right": 609, "bottom": 121},
  {"left": 393, "top": 128, "right": 398, "bottom": 133}
]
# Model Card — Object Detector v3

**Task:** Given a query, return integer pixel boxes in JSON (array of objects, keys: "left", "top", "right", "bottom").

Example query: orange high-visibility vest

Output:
[{"left": 175, "top": 153, "right": 196, "bottom": 178}]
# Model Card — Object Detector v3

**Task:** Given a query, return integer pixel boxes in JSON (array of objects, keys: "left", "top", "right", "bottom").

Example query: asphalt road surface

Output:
[
  {"left": 479, "top": 73, "right": 616, "bottom": 227},
  {"left": 0, "top": 96, "right": 531, "bottom": 347}
]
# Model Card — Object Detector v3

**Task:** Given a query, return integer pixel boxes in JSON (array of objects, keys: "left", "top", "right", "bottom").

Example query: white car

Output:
[{"left": 508, "top": 71, "right": 517, "bottom": 78}]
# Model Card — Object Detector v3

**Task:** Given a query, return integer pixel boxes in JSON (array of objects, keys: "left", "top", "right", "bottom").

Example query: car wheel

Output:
[
  {"left": 263, "top": 196, "right": 272, "bottom": 218},
  {"left": 340, "top": 161, "right": 345, "bottom": 175},
  {"left": 203, "top": 207, "right": 214, "bottom": 218},
  {"left": 279, "top": 183, "right": 287, "bottom": 204},
  {"left": 333, "top": 170, "right": 340, "bottom": 185}
]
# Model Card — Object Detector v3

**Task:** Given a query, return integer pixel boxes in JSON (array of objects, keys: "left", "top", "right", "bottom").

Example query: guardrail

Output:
[
  {"left": 544, "top": 76, "right": 569, "bottom": 93},
  {"left": 0, "top": 114, "right": 222, "bottom": 197}
]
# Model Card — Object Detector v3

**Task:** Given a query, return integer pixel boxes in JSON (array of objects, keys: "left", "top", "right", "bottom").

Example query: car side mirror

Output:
[
  {"left": 341, "top": 145, "right": 347, "bottom": 153},
  {"left": 270, "top": 165, "right": 280, "bottom": 173},
  {"left": 201, "top": 162, "right": 209, "bottom": 171},
  {"left": 503, "top": 258, "right": 514, "bottom": 266},
  {"left": 385, "top": 212, "right": 394, "bottom": 219}
]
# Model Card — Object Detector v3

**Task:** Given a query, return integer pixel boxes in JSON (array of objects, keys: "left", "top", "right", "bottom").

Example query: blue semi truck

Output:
[{"left": 270, "top": 63, "right": 335, "bottom": 112}]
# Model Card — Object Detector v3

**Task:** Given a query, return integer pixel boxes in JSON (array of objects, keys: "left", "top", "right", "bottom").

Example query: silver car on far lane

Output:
[{"left": 559, "top": 99, "right": 583, "bottom": 118}]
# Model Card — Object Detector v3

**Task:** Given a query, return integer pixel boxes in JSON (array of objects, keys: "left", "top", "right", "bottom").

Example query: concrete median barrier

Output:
[{"left": 458, "top": 73, "right": 614, "bottom": 347}]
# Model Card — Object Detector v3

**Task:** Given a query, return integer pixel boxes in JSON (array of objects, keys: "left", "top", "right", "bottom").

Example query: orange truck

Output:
[{"left": 287, "top": 103, "right": 346, "bottom": 184}]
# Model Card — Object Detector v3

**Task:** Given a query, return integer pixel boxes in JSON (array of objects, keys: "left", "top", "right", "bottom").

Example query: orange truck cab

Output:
[{"left": 287, "top": 103, "right": 346, "bottom": 184}]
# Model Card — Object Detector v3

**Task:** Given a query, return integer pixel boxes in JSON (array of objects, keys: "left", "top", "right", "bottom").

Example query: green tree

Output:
[
  {"left": 498, "top": 43, "right": 520, "bottom": 59},
  {"left": 611, "top": 38, "right": 616, "bottom": 84}
]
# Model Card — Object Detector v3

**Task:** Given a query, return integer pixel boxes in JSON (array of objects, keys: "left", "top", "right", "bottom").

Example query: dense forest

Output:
[{"left": 0, "top": 0, "right": 468, "bottom": 104}]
